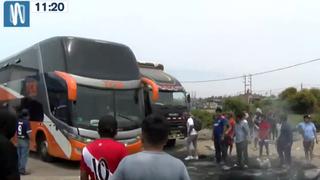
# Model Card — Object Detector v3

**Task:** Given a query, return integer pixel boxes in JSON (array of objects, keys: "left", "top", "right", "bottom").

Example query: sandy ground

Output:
[{"left": 180, "top": 129, "right": 320, "bottom": 166}]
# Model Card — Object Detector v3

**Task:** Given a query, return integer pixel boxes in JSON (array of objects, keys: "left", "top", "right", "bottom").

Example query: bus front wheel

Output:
[{"left": 37, "top": 137, "right": 53, "bottom": 162}]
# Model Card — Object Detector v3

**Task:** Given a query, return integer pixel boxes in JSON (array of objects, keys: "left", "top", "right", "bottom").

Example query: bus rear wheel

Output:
[{"left": 37, "top": 137, "right": 53, "bottom": 162}]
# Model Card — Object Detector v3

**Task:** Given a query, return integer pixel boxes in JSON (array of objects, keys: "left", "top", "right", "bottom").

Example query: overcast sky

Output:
[{"left": 1, "top": 0, "right": 320, "bottom": 97}]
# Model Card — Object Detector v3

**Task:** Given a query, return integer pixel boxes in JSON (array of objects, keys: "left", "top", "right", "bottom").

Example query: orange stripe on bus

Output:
[
  {"left": 54, "top": 71, "right": 77, "bottom": 101},
  {"left": 126, "top": 139, "right": 142, "bottom": 154},
  {"left": 0, "top": 87, "right": 17, "bottom": 101},
  {"left": 141, "top": 77, "right": 159, "bottom": 102}
]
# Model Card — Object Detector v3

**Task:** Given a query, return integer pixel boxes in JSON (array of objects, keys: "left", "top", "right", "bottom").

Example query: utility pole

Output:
[
  {"left": 249, "top": 74, "right": 252, "bottom": 95},
  {"left": 243, "top": 75, "right": 248, "bottom": 94},
  {"left": 243, "top": 74, "right": 252, "bottom": 95},
  {"left": 301, "top": 83, "right": 303, "bottom": 91},
  {"left": 243, "top": 74, "right": 253, "bottom": 104}
]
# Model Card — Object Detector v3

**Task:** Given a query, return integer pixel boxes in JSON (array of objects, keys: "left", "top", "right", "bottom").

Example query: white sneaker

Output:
[
  {"left": 233, "top": 164, "right": 238, "bottom": 167},
  {"left": 244, "top": 164, "right": 248, "bottom": 169},
  {"left": 184, "top": 156, "right": 193, "bottom": 161},
  {"left": 193, "top": 156, "right": 199, "bottom": 160}
]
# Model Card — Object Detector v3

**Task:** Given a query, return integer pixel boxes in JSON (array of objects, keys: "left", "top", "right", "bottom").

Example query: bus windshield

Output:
[
  {"left": 153, "top": 91, "right": 187, "bottom": 107},
  {"left": 72, "top": 85, "right": 144, "bottom": 131}
]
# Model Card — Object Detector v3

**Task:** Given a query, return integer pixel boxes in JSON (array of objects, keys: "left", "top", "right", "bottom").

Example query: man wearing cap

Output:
[
  {"left": 80, "top": 115, "right": 128, "bottom": 180},
  {"left": 297, "top": 114, "right": 318, "bottom": 163}
]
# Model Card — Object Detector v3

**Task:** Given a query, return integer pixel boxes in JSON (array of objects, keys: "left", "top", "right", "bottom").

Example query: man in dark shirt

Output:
[
  {"left": 16, "top": 109, "right": 32, "bottom": 175},
  {"left": 0, "top": 109, "right": 20, "bottom": 180},
  {"left": 212, "top": 108, "right": 228, "bottom": 164},
  {"left": 277, "top": 113, "right": 293, "bottom": 167}
]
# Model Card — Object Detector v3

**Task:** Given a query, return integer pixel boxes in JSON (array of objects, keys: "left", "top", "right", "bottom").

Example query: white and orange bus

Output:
[{"left": 0, "top": 37, "right": 158, "bottom": 161}]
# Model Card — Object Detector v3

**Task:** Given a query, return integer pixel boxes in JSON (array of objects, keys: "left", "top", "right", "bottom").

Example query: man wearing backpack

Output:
[{"left": 184, "top": 113, "right": 199, "bottom": 161}]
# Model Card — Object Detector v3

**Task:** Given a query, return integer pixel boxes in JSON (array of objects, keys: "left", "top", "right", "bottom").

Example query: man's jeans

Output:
[
  {"left": 187, "top": 134, "right": 198, "bottom": 156},
  {"left": 236, "top": 141, "right": 248, "bottom": 167},
  {"left": 17, "top": 138, "right": 30, "bottom": 173}
]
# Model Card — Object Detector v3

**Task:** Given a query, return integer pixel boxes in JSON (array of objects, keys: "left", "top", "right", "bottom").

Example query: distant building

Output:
[{"left": 191, "top": 96, "right": 222, "bottom": 111}]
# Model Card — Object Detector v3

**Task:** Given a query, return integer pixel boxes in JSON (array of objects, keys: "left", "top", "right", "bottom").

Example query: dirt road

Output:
[{"left": 22, "top": 129, "right": 320, "bottom": 180}]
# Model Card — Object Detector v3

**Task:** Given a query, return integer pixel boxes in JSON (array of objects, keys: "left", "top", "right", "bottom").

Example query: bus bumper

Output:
[
  {"left": 126, "top": 139, "right": 142, "bottom": 154},
  {"left": 68, "top": 138, "right": 142, "bottom": 161}
]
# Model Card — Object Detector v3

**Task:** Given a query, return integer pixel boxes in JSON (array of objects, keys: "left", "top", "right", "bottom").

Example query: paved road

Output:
[{"left": 22, "top": 153, "right": 80, "bottom": 180}]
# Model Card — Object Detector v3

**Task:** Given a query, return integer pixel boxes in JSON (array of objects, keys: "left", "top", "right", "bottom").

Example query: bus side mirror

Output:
[
  {"left": 54, "top": 71, "right": 77, "bottom": 101},
  {"left": 141, "top": 77, "right": 159, "bottom": 102}
]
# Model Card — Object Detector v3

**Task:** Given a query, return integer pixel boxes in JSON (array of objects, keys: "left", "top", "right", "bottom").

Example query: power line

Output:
[
  {"left": 181, "top": 74, "right": 244, "bottom": 83},
  {"left": 253, "top": 84, "right": 301, "bottom": 94},
  {"left": 181, "top": 58, "right": 320, "bottom": 83}
]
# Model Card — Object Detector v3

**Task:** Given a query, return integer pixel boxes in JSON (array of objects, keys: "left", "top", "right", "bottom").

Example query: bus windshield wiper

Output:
[{"left": 117, "top": 113, "right": 139, "bottom": 126}]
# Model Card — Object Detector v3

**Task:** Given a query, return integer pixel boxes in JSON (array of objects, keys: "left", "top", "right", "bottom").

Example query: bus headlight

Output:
[
  {"left": 73, "top": 135, "right": 93, "bottom": 143},
  {"left": 63, "top": 130, "right": 94, "bottom": 143}
]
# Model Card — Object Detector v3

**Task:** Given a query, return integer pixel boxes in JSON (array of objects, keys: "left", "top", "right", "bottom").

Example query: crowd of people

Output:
[
  {"left": 184, "top": 107, "right": 319, "bottom": 169},
  {"left": 0, "top": 106, "right": 319, "bottom": 179}
]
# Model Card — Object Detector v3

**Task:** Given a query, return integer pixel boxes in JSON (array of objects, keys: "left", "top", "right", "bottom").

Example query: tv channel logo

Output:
[{"left": 4, "top": 1, "right": 30, "bottom": 27}]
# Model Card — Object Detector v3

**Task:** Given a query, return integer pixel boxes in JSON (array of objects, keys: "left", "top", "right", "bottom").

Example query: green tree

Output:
[
  {"left": 310, "top": 88, "right": 320, "bottom": 100},
  {"left": 191, "top": 109, "right": 213, "bottom": 128},
  {"left": 290, "top": 90, "right": 317, "bottom": 114},
  {"left": 310, "top": 88, "right": 320, "bottom": 111},
  {"left": 279, "top": 87, "right": 297, "bottom": 100},
  {"left": 223, "top": 97, "right": 249, "bottom": 115}
]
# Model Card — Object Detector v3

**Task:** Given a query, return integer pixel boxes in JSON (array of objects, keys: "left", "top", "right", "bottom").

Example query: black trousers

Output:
[
  {"left": 214, "top": 138, "right": 228, "bottom": 163},
  {"left": 236, "top": 141, "right": 248, "bottom": 166},
  {"left": 259, "top": 139, "right": 269, "bottom": 157},
  {"left": 277, "top": 142, "right": 292, "bottom": 165},
  {"left": 271, "top": 124, "right": 278, "bottom": 140}
]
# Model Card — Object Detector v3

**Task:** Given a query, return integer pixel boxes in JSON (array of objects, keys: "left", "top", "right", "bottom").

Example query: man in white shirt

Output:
[
  {"left": 234, "top": 112, "right": 250, "bottom": 168},
  {"left": 185, "top": 113, "right": 198, "bottom": 160}
]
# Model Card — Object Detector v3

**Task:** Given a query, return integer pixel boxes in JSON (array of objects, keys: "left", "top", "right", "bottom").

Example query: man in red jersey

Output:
[
  {"left": 258, "top": 114, "right": 271, "bottom": 157},
  {"left": 225, "top": 112, "right": 236, "bottom": 155},
  {"left": 80, "top": 115, "right": 128, "bottom": 180}
]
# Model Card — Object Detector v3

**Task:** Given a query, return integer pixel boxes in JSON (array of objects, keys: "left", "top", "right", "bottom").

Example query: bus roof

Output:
[
  {"left": 139, "top": 66, "right": 184, "bottom": 91},
  {"left": 0, "top": 36, "right": 140, "bottom": 81}
]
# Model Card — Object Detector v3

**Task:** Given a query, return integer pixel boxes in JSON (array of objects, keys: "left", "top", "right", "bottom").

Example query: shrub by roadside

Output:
[{"left": 191, "top": 109, "right": 214, "bottom": 128}]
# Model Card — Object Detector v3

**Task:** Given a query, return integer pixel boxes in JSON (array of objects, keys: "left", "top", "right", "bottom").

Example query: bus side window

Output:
[
  {"left": 50, "top": 92, "right": 68, "bottom": 122},
  {"left": 45, "top": 72, "right": 71, "bottom": 125}
]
